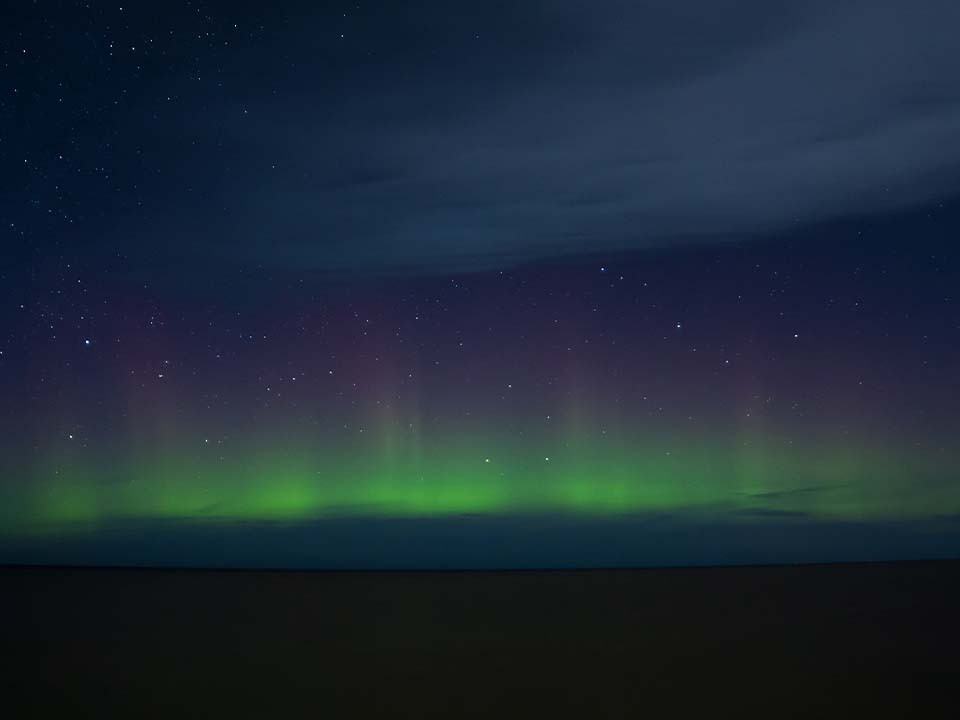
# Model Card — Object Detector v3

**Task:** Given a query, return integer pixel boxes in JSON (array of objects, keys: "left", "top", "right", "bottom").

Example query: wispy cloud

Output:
[{"left": 125, "top": 1, "right": 960, "bottom": 273}]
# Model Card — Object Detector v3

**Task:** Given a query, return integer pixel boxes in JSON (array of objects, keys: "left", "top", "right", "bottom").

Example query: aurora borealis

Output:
[
  {"left": 4, "top": 1, "right": 960, "bottom": 567},
  {"left": 3, "top": 234, "right": 960, "bottom": 566},
  {"left": 7, "top": 435, "right": 959, "bottom": 529}
]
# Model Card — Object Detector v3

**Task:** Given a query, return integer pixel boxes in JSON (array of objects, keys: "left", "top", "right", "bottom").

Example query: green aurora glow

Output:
[{"left": 4, "top": 430, "right": 958, "bottom": 537}]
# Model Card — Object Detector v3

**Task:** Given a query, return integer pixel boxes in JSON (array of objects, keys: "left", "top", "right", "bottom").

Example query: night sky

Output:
[{"left": 3, "top": 1, "right": 960, "bottom": 568}]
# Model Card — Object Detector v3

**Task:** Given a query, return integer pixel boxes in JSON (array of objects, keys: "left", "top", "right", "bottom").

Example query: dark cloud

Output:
[
  {"left": 734, "top": 508, "right": 812, "bottom": 519},
  {"left": 17, "top": 1, "right": 960, "bottom": 274},
  {"left": 738, "top": 486, "right": 840, "bottom": 501},
  {"left": 6, "top": 513, "right": 960, "bottom": 568}
]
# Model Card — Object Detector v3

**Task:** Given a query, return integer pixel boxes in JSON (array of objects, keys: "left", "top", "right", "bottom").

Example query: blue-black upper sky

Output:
[
  {"left": 8, "top": 0, "right": 960, "bottom": 274},
  {"left": 2, "top": 1, "right": 960, "bottom": 568}
]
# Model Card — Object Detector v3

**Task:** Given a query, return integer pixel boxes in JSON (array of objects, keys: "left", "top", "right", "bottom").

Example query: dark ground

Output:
[{"left": 2, "top": 561, "right": 958, "bottom": 718}]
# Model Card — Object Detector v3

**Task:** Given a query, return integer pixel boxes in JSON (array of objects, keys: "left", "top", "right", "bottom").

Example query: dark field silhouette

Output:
[{"left": 3, "top": 561, "right": 958, "bottom": 718}]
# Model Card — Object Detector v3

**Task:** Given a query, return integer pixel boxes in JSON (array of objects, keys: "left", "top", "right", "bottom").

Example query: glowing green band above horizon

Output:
[{"left": 3, "top": 430, "right": 957, "bottom": 537}]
